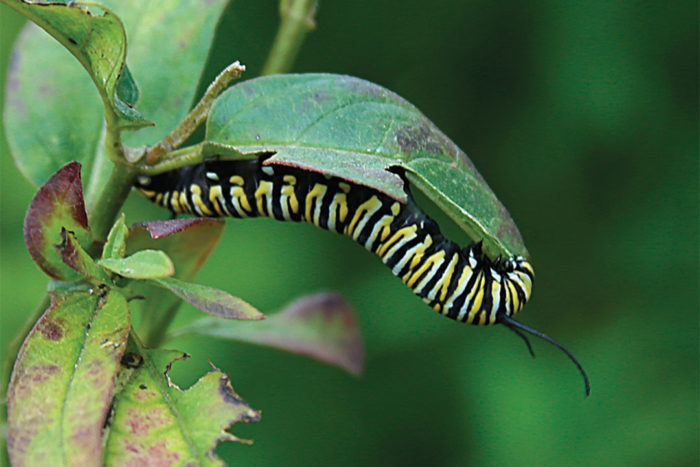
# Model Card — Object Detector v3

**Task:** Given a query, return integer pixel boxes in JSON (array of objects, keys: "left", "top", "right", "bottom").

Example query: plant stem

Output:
[
  {"left": 261, "top": 0, "right": 317, "bottom": 75},
  {"left": 145, "top": 62, "right": 246, "bottom": 165}
]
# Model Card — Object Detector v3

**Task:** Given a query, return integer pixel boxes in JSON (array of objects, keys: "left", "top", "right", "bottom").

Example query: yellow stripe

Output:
[
  {"left": 507, "top": 279, "right": 521, "bottom": 313},
  {"left": 377, "top": 225, "right": 418, "bottom": 261},
  {"left": 394, "top": 236, "right": 432, "bottom": 276},
  {"left": 346, "top": 196, "right": 382, "bottom": 239},
  {"left": 451, "top": 265, "right": 476, "bottom": 320},
  {"left": 414, "top": 251, "right": 447, "bottom": 294},
  {"left": 139, "top": 189, "right": 156, "bottom": 198},
  {"left": 179, "top": 189, "right": 192, "bottom": 213},
  {"left": 434, "top": 252, "right": 459, "bottom": 302},
  {"left": 305, "top": 183, "right": 328, "bottom": 226},
  {"left": 255, "top": 180, "right": 274, "bottom": 216},
  {"left": 170, "top": 190, "right": 182, "bottom": 214},
  {"left": 281, "top": 175, "right": 298, "bottom": 217},
  {"left": 489, "top": 272, "right": 501, "bottom": 324},
  {"left": 406, "top": 250, "right": 445, "bottom": 288},
  {"left": 190, "top": 184, "right": 214, "bottom": 216},
  {"left": 465, "top": 273, "right": 485, "bottom": 323},
  {"left": 208, "top": 185, "right": 228, "bottom": 216},
  {"left": 377, "top": 225, "right": 413, "bottom": 257}
]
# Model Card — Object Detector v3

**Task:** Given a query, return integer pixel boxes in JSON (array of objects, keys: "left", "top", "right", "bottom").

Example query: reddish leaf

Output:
[
  {"left": 172, "top": 293, "right": 365, "bottom": 375},
  {"left": 23, "top": 161, "right": 91, "bottom": 280}
]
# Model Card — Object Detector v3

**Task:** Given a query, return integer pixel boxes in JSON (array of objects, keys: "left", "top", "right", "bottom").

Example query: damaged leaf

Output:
[
  {"left": 171, "top": 292, "right": 365, "bottom": 376},
  {"left": 204, "top": 74, "right": 528, "bottom": 258},
  {"left": 104, "top": 337, "right": 260, "bottom": 465},
  {"left": 23, "top": 161, "right": 91, "bottom": 281},
  {"left": 7, "top": 290, "right": 130, "bottom": 466}
]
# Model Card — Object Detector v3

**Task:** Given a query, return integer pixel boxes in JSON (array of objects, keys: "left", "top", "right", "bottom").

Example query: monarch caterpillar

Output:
[{"left": 136, "top": 155, "right": 590, "bottom": 395}]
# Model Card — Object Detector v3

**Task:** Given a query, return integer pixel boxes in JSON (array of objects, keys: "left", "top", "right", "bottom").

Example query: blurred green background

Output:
[{"left": 1, "top": 1, "right": 697, "bottom": 466}]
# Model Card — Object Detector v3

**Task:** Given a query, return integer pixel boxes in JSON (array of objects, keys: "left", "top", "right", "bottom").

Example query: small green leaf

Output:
[
  {"left": 23, "top": 161, "right": 91, "bottom": 280},
  {"left": 151, "top": 277, "right": 265, "bottom": 320},
  {"left": 115, "top": 63, "right": 139, "bottom": 106},
  {"left": 204, "top": 74, "right": 528, "bottom": 258},
  {"left": 102, "top": 213, "right": 128, "bottom": 260},
  {"left": 7, "top": 290, "right": 130, "bottom": 466},
  {"left": 57, "top": 228, "right": 111, "bottom": 284},
  {"left": 98, "top": 250, "right": 174, "bottom": 279},
  {"left": 104, "top": 337, "right": 260, "bottom": 465},
  {"left": 172, "top": 292, "right": 365, "bottom": 375}
]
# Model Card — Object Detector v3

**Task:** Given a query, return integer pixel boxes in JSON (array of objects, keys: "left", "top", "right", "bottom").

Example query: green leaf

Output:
[
  {"left": 7, "top": 290, "right": 130, "bottom": 466},
  {"left": 104, "top": 337, "right": 260, "bottom": 465},
  {"left": 102, "top": 213, "right": 128, "bottom": 260},
  {"left": 151, "top": 277, "right": 265, "bottom": 320},
  {"left": 3, "top": 0, "right": 151, "bottom": 130},
  {"left": 204, "top": 74, "right": 528, "bottom": 258},
  {"left": 5, "top": 0, "right": 228, "bottom": 186},
  {"left": 172, "top": 292, "right": 365, "bottom": 375},
  {"left": 23, "top": 161, "right": 91, "bottom": 280},
  {"left": 98, "top": 250, "right": 174, "bottom": 279},
  {"left": 115, "top": 63, "right": 139, "bottom": 106},
  {"left": 57, "top": 228, "right": 112, "bottom": 284}
]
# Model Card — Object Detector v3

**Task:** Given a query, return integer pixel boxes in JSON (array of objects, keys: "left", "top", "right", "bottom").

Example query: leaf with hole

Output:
[{"left": 104, "top": 337, "right": 260, "bottom": 465}]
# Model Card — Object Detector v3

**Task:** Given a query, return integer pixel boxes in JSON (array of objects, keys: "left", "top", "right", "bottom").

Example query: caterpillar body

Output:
[{"left": 136, "top": 155, "right": 589, "bottom": 394}]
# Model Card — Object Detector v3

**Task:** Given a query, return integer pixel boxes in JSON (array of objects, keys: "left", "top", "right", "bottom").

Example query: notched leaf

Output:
[
  {"left": 204, "top": 73, "right": 529, "bottom": 258},
  {"left": 172, "top": 292, "right": 365, "bottom": 375},
  {"left": 152, "top": 277, "right": 265, "bottom": 320},
  {"left": 24, "top": 161, "right": 91, "bottom": 280},
  {"left": 105, "top": 338, "right": 260, "bottom": 465},
  {"left": 7, "top": 290, "right": 130, "bottom": 466},
  {"left": 102, "top": 213, "right": 128, "bottom": 260}
]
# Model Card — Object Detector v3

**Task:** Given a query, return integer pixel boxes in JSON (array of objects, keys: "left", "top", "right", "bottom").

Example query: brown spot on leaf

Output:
[
  {"left": 37, "top": 317, "right": 63, "bottom": 341},
  {"left": 121, "top": 352, "right": 143, "bottom": 369},
  {"left": 396, "top": 124, "right": 444, "bottom": 156},
  {"left": 124, "top": 407, "right": 171, "bottom": 437}
]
